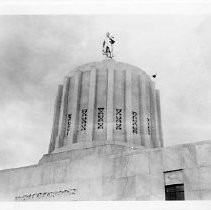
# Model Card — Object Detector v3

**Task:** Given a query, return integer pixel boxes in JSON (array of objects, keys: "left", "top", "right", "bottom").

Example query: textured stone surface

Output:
[
  {"left": 150, "top": 174, "right": 165, "bottom": 195},
  {"left": 1, "top": 141, "right": 211, "bottom": 200},
  {"left": 127, "top": 153, "right": 149, "bottom": 176},
  {"left": 148, "top": 149, "right": 163, "bottom": 174},
  {"left": 181, "top": 144, "right": 197, "bottom": 168},
  {"left": 200, "top": 190, "right": 211, "bottom": 200},
  {"left": 196, "top": 142, "right": 211, "bottom": 166},
  {"left": 184, "top": 190, "right": 201, "bottom": 200},
  {"left": 163, "top": 147, "right": 182, "bottom": 171},
  {"left": 199, "top": 166, "right": 211, "bottom": 190},
  {"left": 136, "top": 174, "right": 150, "bottom": 196},
  {"left": 183, "top": 168, "right": 200, "bottom": 191},
  {"left": 150, "top": 194, "right": 165, "bottom": 200}
]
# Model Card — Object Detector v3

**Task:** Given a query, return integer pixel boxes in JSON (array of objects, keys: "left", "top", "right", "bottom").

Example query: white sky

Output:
[{"left": 0, "top": 13, "right": 211, "bottom": 170}]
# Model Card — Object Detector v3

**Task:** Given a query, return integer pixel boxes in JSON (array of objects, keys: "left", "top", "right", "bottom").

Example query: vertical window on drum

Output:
[
  {"left": 132, "top": 111, "right": 138, "bottom": 134},
  {"left": 116, "top": 109, "right": 122, "bottom": 130},
  {"left": 66, "top": 114, "right": 72, "bottom": 136},
  {"left": 97, "top": 108, "right": 104, "bottom": 129},
  {"left": 147, "top": 117, "right": 151, "bottom": 135},
  {"left": 81, "top": 109, "right": 88, "bottom": 131}
]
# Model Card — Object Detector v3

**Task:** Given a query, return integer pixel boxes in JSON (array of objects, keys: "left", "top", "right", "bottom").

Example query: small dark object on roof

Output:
[{"left": 152, "top": 74, "right": 157, "bottom": 78}]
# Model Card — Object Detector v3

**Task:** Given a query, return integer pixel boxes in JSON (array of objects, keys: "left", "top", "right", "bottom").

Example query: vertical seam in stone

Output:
[
  {"left": 58, "top": 77, "right": 70, "bottom": 148},
  {"left": 68, "top": 70, "right": 81, "bottom": 144},
  {"left": 48, "top": 84, "right": 63, "bottom": 153},
  {"left": 139, "top": 75, "right": 150, "bottom": 148},
  {"left": 153, "top": 88, "right": 160, "bottom": 148},
  {"left": 138, "top": 75, "right": 144, "bottom": 146},
  {"left": 87, "top": 68, "right": 97, "bottom": 142},
  {"left": 107, "top": 66, "right": 114, "bottom": 142},
  {"left": 139, "top": 75, "right": 145, "bottom": 146},
  {"left": 65, "top": 76, "right": 74, "bottom": 146},
  {"left": 125, "top": 70, "right": 133, "bottom": 145},
  {"left": 145, "top": 76, "right": 152, "bottom": 148},
  {"left": 149, "top": 81, "right": 158, "bottom": 148},
  {"left": 156, "top": 89, "right": 163, "bottom": 147}
]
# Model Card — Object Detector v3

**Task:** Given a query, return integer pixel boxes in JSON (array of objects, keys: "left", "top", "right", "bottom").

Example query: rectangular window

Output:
[
  {"left": 132, "top": 111, "right": 138, "bottom": 134},
  {"left": 147, "top": 117, "right": 151, "bottom": 135},
  {"left": 165, "top": 184, "right": 185, "bottom": 200},
  {"left": 97, "top": 108, "right": 104, "bottom": 129},
  {"left": 81, "top": 109, "right": 88, "bottom": 131},
  {"left": 66, "top": 114, "right": 72, "bottom": 136},
  {"left": 116, "top": 109, "right": 122, "bottom": 130}
]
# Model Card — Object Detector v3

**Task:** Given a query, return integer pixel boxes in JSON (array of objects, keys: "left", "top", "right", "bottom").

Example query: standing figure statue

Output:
[{"left": 102, "top": 32, "right": 115, "bottom": 59}]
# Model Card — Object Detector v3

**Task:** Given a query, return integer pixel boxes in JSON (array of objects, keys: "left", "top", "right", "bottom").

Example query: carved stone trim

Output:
[
  {"left": 15, "top": 188, "right": 77, "bottom": 201},
  {"left": 164, "top": 170, "right": 183, "bottom": 186}
]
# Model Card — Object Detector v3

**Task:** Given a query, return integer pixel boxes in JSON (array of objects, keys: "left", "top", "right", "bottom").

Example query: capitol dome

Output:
[{"left": 48, "top": 59, "right": 163, "bottom": 154}]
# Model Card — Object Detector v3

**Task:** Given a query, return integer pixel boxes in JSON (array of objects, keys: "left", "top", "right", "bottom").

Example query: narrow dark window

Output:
[
  {"left": 97, "top": 108, "right": 104, "bottom": 129},
  {"left": 165, "top": 184, "right": 185, "bottom": 200},
  {"left": 132, "top": 111, "right": 138, "bottom": 134},
  {"left": 147, "top": 117, "right": 151, "bottom": 135},
  {"left": 81, "top": 109, "right": 88, "bottom": 131},
  {"left": 116, "top": 109, "right": 122, "bottom": 130},
  {"left": 66, "top": 114, "right": 72, "bottom": 136}
]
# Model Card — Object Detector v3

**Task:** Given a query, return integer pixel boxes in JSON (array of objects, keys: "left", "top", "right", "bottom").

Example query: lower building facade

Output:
[{"left": 0, "top": 140, "right": 211, "bottom": 201}]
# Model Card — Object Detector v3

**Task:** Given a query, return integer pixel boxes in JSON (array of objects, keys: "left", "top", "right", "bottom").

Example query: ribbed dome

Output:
[
  {"left": 48, "top": 59, "right": 163, "bottom": 153},
  {"left": 68, "top": 60, "right": 146, "bottom": 75}
]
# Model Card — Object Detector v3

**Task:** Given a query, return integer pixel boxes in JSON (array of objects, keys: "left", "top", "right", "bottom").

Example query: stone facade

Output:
[
  {"left": 0, "top": 59, "right": 210, "bottom": 201},
  {"left": 0, "top": 140, "right": 211, "bottom": 200}
]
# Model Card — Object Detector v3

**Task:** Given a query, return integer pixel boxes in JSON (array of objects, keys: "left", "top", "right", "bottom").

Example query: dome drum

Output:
[{"left": 48, "top": 60, "right": 163, "bottom": 153}]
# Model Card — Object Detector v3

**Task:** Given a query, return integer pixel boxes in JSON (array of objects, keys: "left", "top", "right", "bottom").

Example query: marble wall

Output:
[{"left": 0, "top": 140, "right": 211, "bottom": 201}]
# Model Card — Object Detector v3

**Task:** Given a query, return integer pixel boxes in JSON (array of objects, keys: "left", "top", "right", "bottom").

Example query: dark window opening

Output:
[{"left": 165, "top": 184, "right": 185, "bottom": 200}]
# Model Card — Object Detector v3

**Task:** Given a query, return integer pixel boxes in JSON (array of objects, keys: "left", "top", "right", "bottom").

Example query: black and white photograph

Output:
[{"left": 0, "top": 2, "right": 211, "bottom": 209}]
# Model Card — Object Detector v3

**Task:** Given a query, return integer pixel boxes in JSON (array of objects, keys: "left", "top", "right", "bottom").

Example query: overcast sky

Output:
[{"left": 0, "top": 15, "right": 211, "bottom": 169}]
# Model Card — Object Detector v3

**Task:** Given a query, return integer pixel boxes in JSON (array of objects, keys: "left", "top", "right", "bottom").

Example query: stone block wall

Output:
[{"left": 0, "top": 140, "right": 211, "bottom": 201}]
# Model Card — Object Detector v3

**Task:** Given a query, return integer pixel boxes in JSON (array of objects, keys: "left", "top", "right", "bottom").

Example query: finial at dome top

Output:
[{"left": 102, "top": 32, "right": 115, "bottom": 59}]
